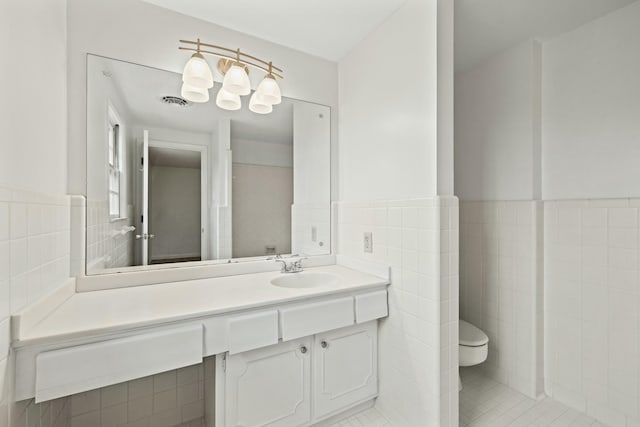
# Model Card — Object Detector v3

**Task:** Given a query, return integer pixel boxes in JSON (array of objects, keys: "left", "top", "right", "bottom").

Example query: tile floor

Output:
[
  {"left": 174, "top": 407, "right": 391, "bottom": 427},
  {"left": 460, "top": 367, "right": 610, "bottom": 427},
  {"left": 328, "top": 407, "right": 392, "bottom": 427},
  {"left": 180, "top": 372, "right": 610, "bottom": 427}
]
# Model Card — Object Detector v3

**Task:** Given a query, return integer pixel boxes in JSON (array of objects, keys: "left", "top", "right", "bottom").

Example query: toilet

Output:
[{"left": 458, "top": 319, "right": 489, "bottom": 390}]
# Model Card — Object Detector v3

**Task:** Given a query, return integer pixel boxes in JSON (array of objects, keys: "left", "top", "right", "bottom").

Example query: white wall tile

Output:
[
  {"left": 9, "top": 204, "right": 27, "bottom": 240},
  {"left": 545, "top": 198, "right": 640, "bottom": 427},
  {"left": 460, "top": 200, "right": 542, "bottom": 399},
  {"left": 0, "top": 188, "right": 73, "bottom": 427},
  {"left": 101, "top": 382, "right": 128, "bottom": 408},
  {"left": 336, "top": 196, "right": 458, "bottom": 427},
  {"left": 608, "top": 207, "right": 638, "bottom": 228}
]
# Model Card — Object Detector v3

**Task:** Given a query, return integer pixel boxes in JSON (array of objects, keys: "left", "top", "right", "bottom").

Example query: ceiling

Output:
[
  {"left": 455, "top": 0, "right": 638, "bottom": 72},
  {"left": 149, "top": 146, "right": 201, "bottom": 169},
  {"left": 96, "top": 56, "right": 294, "bottom": 144},
  {"left": 140, "top": 0, "right": 406, "bottom": 61}
]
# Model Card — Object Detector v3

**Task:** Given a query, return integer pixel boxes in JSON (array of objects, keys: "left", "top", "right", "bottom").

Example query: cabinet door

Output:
[
  {"left": 225, "top": 338, "right": 312, "bottom": 427},
  {"left": 313, "top": 321, "right": 378, "bottom": 419}
]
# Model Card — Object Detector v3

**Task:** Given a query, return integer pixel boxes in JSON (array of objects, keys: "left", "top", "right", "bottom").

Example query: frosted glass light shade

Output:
[
  {"left": 222, "top": 63, "right": 251, "bottom": 96},
  {"left": 181, "top": 83, "right": 209, "bottom": 103},
  {"left": 249, "top": 91, "right": 273, "bottom": 115},
  {"left": 216, "top": 88, "right": 242, "bottom": 111},
  {"left": 256, "top": 75, "right": 282, "bottom": 105},
  {"left": 182, "top": 53, "right": 213, "bottom": 89}
]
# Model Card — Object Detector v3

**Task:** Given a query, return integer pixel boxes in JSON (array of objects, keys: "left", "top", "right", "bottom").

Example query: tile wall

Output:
[
  {"left": 545, "top": 199, "right": 640, "bottom": 427},
  {"left": 336, "top": 196, "right": 459, "bottom": 427},
  {"left": 68, "top": 362, "right": 208, "bottom": 427},
  {"left": 291, "top": 203, "right": 331, "bottom": 256},
  {"left": 459, "top": 201, "right": 543, "bottom": 398},
  {"left": 86, "top": 199, "right": 134, "bottom": 271},
  {"left": 0, "top": 187, "right": 72, "bottom": 427}
]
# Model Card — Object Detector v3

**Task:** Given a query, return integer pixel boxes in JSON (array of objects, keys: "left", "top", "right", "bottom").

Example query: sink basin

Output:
[{"left": 271, "top": 272, "right": 340, "bottom": 289}]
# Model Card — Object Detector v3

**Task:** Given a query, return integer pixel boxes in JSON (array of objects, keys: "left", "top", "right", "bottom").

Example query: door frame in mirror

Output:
[{"left": 138, "top": 138, "right": 209, "bottom": 265}]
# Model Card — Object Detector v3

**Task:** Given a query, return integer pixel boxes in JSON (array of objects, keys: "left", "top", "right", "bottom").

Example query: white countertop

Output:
[{"left": 15, "top": 265, "right": 388, "bottom": 347}]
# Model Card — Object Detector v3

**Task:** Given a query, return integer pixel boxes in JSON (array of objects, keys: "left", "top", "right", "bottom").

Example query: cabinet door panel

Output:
[
  {"left": 225, "top": 338, "right": 311, "bottom": 427},
  {"left": 313, "top": 322, "right": 378, "bottom": 419}
]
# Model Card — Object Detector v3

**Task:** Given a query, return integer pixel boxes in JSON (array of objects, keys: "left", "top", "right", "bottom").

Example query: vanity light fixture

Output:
[
  {"left": 249, "top": 91, "right": 273, "bottom": 115},
  {"left": 178, "top": 38, "right": 284, "bottom": 113},
  {"left": 181, "top": 82, "right": 209, "bottom": 103},
  {"left": 216, "top": 88, "right": 242, "bottom": 111},
  {"left": 182, "top": 52, "right": 214, "bottom": 89},
  {"left": 256, "top": 72, "right": 282, "bottom": 105}
]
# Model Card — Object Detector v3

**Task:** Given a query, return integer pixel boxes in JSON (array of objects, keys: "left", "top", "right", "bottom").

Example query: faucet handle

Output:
[{"left": 291, "top": 257, "right": 307, "bottom": 273}]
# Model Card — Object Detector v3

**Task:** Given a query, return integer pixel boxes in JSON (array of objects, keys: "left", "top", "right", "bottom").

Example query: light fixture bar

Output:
[{"left": 178, "top": 39, "right": 284, "bottom": 79}]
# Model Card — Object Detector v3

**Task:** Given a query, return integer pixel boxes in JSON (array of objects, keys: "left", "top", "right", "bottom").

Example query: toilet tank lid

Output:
[{"left": 459, "top": 320, "right": 489, "bottom": 346}]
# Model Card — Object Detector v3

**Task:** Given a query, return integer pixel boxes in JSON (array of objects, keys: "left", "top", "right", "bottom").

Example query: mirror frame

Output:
[{"left": 84, "top": 53, "right": 334, "bottom": 277}]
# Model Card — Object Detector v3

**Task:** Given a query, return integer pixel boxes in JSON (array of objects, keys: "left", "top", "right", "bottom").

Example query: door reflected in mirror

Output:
[{"left": 86, "top": 55, "right": 331, "bottom": 274}]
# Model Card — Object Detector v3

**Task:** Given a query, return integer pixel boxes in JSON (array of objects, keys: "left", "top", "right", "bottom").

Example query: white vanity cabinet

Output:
[
  {"left": 223, "top": 337, "right": 313, "bottom": 427},
  {"left": 313, "top": 321, "right": 377, "bottom": 419},
  {"left": 218, "top": 321, "right": 379, "bottom": 427}
]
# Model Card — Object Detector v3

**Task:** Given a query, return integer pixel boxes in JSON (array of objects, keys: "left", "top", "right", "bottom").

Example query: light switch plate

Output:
[
  {"left": 311, "top": 226, "right": 317, "bottom": 242},
  {"left": 363, "top": 232, "right": 373, "bottom": 253}
]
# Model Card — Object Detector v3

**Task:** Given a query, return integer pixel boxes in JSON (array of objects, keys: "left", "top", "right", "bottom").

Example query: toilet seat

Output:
[
  {"left": 459, "top": 320, "right": 489, "bottom": 370},
  {"left": 459, "top": 320, "right": 489, "bottom": 347}
]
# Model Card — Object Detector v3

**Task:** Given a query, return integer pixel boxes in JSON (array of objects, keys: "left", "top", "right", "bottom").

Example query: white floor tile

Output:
[
  {"left": 327, "top": 407, "right": 392, "bottom": 427},
  {"left": 174, "top": 408, "right": 391, "bottom": 427},
  {"left": 460, "top": 367, "right": 609, "bottom": 427}
]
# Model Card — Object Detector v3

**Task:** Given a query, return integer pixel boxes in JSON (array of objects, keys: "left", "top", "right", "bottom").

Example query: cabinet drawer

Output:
[
  {"left": 227, "top": 310, "right": 279, "bottom": 355},
  {"left": 35, "top": 324, "right": 203, "bottom": 402},
  {"left": 355, "top": 290, "right": 388, "bottom": 323},
  {"left": 280, "top": 297, "right": 354, "bottom": 341}
]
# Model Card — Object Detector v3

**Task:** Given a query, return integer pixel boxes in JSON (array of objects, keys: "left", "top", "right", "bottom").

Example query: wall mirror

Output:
[{"left": 86, "top": 55, "right": 331, "bottom": 275}]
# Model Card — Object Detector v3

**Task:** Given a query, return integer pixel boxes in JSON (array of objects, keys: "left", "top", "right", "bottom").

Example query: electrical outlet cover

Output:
[{"left": 363, "top": 232, "right": 373, "bottom": 253}]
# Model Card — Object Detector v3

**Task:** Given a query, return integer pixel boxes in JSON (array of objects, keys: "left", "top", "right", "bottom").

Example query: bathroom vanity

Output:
[
  {"left": 8, "top": 51, "right": 394, "bottom": 426},
  {"left": 12, "top": 265, "right": 389, "bottom": 426}
]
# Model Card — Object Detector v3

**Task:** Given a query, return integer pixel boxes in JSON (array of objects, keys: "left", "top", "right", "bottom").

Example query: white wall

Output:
[
  {"left": 455, "top": 40, "right": 542, "bottom": 201},
  {"left": 338, "top": 0, "right": 438, "bottom": 201},
  {"left": 437, "top": 0, "right": 455, "bottom": 196},
  {"left": 290, "top": 102, "right": 332, "bottom": 256},
  {"left": 66, "top": 0, "right": 338, "bottom": 198},
  {"left": 293, "top": 102, "right": 331, "bottom": 205},
  {"left": 0, "top": 0, "right": 67, "bottom": 195},
  {"left": 149, "top": 166, "right": 201, "bottom": 261},
  {"left": 231, "top": 139, "right": 292, "bottom": 168},
  {"left": 230, "top": 136, "right": 294, "bottom": 257},
  {"left": 0, "top": 1, "right": 73, "bottom": 426},
  {"left": 337, "top": 1, "right": 457, "bottom": 426},
  {"left": 542, "top": 1, "right": 640, "bottom": 200},
  {"left": 232, "top": 164, "right": 292, "bottom": 258}
]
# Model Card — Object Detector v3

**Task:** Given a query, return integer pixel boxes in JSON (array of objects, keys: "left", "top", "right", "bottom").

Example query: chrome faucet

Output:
[{"left": 268, "top": 254, "right": 308, "bottom": 273}]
